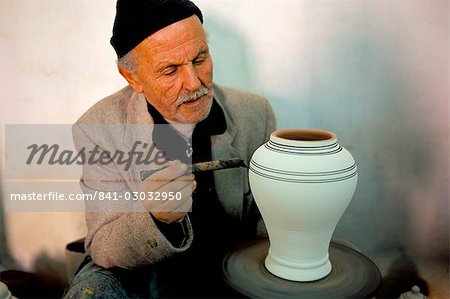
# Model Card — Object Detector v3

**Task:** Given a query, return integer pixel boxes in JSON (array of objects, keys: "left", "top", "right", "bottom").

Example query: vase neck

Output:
[{"left": 268, "top": 129, "right": 339, "bottom": 154}]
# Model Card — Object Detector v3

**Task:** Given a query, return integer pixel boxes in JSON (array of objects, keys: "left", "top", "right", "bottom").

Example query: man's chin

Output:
[{"left": 177, "top": 97, "right": 213, "bottom": 124}]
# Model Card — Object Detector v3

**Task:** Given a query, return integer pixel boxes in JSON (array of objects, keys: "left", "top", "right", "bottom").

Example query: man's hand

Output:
[{"left": 139, "top": 160, "right": 196, "bottom": 224}]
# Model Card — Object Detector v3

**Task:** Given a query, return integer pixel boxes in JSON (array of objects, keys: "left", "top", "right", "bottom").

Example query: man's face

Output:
[{"left": 124, "top": 15, "right": 213, "bottom": 124}]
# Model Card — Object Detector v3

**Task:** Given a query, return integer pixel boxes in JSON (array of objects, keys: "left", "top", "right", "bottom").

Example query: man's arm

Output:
[{"left": 73, "top": 123, "right": 194, "bottom": 269}]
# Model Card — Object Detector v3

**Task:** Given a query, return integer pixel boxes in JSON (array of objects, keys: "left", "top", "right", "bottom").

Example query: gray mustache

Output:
[{"left": 176, "top": 86, "right": 209, "bottom": 105}]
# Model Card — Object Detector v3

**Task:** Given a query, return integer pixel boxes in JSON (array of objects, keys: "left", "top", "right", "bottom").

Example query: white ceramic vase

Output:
[{"left": 249, "top": 129, "right": 358, "bottom": 282}]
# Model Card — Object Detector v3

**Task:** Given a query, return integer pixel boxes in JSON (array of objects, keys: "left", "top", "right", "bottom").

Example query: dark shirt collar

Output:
[{"left": 146, "top": 97, "right": 227, "bottom": 163}]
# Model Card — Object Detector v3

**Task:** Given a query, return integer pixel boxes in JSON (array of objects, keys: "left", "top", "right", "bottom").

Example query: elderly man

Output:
[{"left": 64, "top": 0, "right": 275, "bottom": 298}]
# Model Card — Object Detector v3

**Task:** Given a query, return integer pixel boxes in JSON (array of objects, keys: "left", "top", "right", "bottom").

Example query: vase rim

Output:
[{"left": 270, "top": 129, "right": 337, "bottom": 145}]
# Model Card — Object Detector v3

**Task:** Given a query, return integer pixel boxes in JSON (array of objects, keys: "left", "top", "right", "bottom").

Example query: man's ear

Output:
[{"left": 118, "top": 67, "right": 143, "bottom": 93}]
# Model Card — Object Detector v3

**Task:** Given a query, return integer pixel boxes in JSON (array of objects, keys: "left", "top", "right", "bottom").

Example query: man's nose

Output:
[{"left": 182, "top": 64, "right": 202, "bottom": 91}]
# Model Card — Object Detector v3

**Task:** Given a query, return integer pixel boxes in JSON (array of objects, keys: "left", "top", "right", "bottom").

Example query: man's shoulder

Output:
[
  {"left": 214, "top": 84, "right": 269, "bottom": 106},
  {"left": 213, "top": 84, "right": 273, "bottom": 121},
  {"left": 76, "top": 86, "right": 135, "bottom": 125}
]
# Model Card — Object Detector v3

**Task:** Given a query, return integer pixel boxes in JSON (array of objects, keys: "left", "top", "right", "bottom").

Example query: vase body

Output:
[{"left": 249, "top": 129, "right": 357, "bottom": 282}]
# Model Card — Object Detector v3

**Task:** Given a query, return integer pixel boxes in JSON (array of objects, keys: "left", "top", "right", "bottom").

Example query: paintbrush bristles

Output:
[{"left": 190, "top": 158, "right": 246, "bottom": 172}]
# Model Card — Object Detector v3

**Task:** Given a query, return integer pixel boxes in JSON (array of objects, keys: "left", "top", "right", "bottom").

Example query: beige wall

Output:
[{"left": 0, "top": 0, "right": 448, "bottom": 295}]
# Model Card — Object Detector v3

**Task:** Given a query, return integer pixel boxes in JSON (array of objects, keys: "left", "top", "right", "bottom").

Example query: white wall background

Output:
[{"left": 0, "top": 0, "right": 448, "bottom": 297}]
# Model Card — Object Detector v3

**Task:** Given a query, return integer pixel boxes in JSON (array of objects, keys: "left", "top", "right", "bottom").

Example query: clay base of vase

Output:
[
  {"left": 222, "top": 238, "right": 382, "bottom": 299},
  {"left": 265, "top": 253, "right": 332, "bottom": 282}
]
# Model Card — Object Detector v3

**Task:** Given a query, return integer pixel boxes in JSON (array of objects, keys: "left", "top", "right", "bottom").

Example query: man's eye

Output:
[
  {"left": 164, "top": 69, "right": 177, "bottom": 76},
  {"left": 193, "top": 57, "right": 206, "bottom": 65}
]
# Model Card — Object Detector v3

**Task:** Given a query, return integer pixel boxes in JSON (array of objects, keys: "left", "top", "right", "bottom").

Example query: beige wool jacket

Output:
[{"left": 72, "top": 84, "right": 276, "bottom": 269}]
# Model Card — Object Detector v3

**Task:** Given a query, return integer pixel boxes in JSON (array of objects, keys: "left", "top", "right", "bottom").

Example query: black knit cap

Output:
[{"left": 111, "top": 0, "right": 203, "bottom": 58}]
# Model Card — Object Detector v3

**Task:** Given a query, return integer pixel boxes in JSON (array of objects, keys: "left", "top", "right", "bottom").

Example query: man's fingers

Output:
[
  {"left": 143, "top": 178, "right": 196, "bottom": 213},
  {"left": 157, "top": 175, "right": 194, "bottom": 193},
  {"left": 141, "top": 160, "right": 191, "bottom": 190},
  {"left": 144, "top": 186, "right": 193, "bottom": 213}
]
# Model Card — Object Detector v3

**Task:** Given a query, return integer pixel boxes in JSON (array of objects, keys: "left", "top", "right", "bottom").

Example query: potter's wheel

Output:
[{"left": 222, "top": 238, "right": 381, "bottom": 298}]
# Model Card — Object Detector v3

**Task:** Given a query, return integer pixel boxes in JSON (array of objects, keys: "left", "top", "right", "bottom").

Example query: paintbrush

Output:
[{"left": 140, "top": 158, "right": 247, "bottom": 181}]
